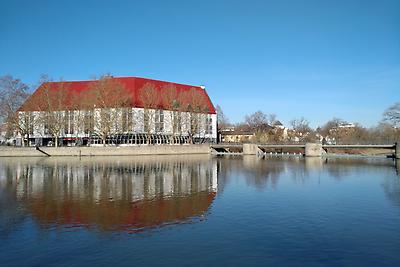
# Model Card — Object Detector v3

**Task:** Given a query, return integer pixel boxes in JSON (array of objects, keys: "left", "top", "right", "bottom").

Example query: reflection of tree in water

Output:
[
  {"left": 382, "top": 175, "right": 400, "bottom": 207},
  {"left": 323, "top": 158, "right": 395, "bottom": 180},
  {"left": 0, "top": 166, "right": 28, "bottom": 238},
  {"left": 216, "top": 157, "right": 287, "bottom": 190},
  {"left": 216, "top": 156, "right": 398, "bottom": 190},
  {"left": 0, "top": 156, "right": 218, "bottom": 233}
]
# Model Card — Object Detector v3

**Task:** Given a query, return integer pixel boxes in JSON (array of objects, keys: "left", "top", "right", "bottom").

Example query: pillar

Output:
[
  {"left": 305, "top": 143, "right": 323, "bottom": 157},
  {"left": 243, "top": 144, "right": 262, "bottom": 155},
  {"left": 396, "top": 143, "right": 400, "bottom": 159}
]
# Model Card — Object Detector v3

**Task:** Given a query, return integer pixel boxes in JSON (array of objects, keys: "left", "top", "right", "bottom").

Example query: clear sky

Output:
[{"left": 1, "top": 0, "right": 399, "bottom": 127}]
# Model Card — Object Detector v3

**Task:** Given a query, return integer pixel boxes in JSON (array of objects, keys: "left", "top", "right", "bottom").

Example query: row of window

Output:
[{"left": 21, "top": 109, "right": 213, "bottom": 136}]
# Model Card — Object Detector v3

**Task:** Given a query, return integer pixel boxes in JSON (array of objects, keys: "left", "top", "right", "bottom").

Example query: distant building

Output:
[
  {"left": 16, "top": 76, "right": 217, "bottom": 146},
  {"left": 272, "top": 120, "right": 284, "bottom": 129},
  {"left": 338, "top": 122, "right": 355, "bottom": 128},
  {"left": 220, "top": 128, "right": 256, "bottom": 143},
  {"left": 220, "top": 122, "right": 292, "bottom": 143}
]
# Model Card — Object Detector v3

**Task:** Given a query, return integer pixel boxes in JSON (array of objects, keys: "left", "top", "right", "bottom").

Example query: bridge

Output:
[{"left": 211, "top": 143, "right": 399, "bottom": 159}]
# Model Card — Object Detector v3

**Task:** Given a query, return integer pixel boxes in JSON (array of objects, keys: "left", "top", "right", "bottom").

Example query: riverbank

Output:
[{"left": 0, "top": 144, "right": 211, "bottom": 157}]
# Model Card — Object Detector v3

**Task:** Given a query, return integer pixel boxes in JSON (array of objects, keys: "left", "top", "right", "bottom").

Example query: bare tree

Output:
[
  {"left": 268, "top": 114, "right": 277, "bottom": 126},
  {"left": 70, "top": 90, "right": 94, "bottom": 145},
  {"left": 8, "top": 111, "right": 37, "bottom": 146},
  {"left": 318, "top": 118, "right": 345, "bottom": 136},
  {"left": 162, "top": 84, "right": 180, "bottom": 143},
  {"left": 180, "top": 88, "right": 209, "bottom": 143},
  {"left": 290, "top": 117, "right": 310, "bottom": 132},
  {"left": 383, "top": 102, "right": 400, "bottom": 127},
  {"left": 245, "top": 111, "right": 269, "bottom": 130},
  {"left": 371, "top": 122, "right": 400, "bottom": 144},
  {"left": 39, "top": 81, "right": 70, "bottom": 147},
  {"left": 290, "top": 117, "right": 315, "bottom": 142},
  {"left": 317, "top": 118, "right": 347, "bottom": 143},
  {"left": 0, "top": 75, "right": 30, "bottom": 143},
  {"left": 240, "top": 111, "right": 286, "bottom": 143},
  {"left": 86, "top": 76, "right": 131, "bottom": 146},
  {"left": 216, "top": 104, "right": 230, "bottom": 130},
  {"left": 139, "top": 82, "right": 161, "bottom": 143}
]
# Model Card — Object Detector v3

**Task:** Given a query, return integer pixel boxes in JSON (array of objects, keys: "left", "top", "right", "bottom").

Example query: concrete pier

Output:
[
  {"left": 396, "top": 143, "right": 400, "bottom": 159},
  {"left": 243, "top": 144, "right": 262, "bottom": 155},
  {"left": 305, "top": 143, "right": 323, "bottom": 157}
]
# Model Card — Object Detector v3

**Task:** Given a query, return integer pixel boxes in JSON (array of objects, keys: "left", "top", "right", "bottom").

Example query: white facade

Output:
[{"left": 17, "top": 107, "right": 217, "bottom": 145}]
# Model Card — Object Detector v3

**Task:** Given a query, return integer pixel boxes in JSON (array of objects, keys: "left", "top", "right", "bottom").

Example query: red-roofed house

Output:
[{"left": 17, "top": 76, "right": 217, "bottom": 146}]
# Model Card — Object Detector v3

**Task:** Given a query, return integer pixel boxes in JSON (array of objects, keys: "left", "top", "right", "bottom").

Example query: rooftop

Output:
[{"left": 19, "top": 76, "right": 216, "bottom": 114}]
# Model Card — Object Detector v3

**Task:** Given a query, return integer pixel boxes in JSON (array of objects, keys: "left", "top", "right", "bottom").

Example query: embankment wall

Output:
[{"left": 0, "top": 145, "right": 211, "bottom": 157}]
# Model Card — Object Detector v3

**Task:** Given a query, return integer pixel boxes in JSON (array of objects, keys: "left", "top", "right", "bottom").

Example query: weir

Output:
[
  {"left": 211, "top": 143, "right": 398, "bottom": 158},
  {"left": 0, "top": 143, "right": 398, "bottom": 158}
]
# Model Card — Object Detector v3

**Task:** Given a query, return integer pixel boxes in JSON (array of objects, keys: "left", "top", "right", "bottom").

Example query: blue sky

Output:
[{"left": 1, "top": 0, "right": 399, "bottom": 127}]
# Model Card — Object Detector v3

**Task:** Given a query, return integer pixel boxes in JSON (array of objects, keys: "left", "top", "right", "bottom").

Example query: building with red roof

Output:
[{"left": 17, "top": 76, "right": 217, "bottom": 146}]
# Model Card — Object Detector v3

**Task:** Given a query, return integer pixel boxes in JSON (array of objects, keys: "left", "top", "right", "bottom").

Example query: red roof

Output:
[{"left": 19, "top": 76, "right": 216, "bottom": 114}]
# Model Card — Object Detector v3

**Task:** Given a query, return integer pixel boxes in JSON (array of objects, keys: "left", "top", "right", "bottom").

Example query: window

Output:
[
  {"left": 122, "top": 108, "right": 133, "bottom": 132},
  {"left": 84, "top": 111, "right": 94, "bottom": 134},
  {"left": 28, "top": 114, "right": 34, "bottom": 135},
  {"left": 100, "top": 109, "right": 111, "bottom": 128},
  {"left": 43, "top": 113, "right": 51, "bottom": 135},
  {"left": 22, "top": 112, "right": 34, "bottom": 135},
  {"left": 173, "top": 111, "right": 181, "bottom": 134},
  {"left": 64, "top": 111, "right": 74, "bottom": 134},
  {"left": 69, "top": 111, "right": 74, "bottom": 134},
  {"left": 113, "top": 109, "right": 120, "bottom": 133},
  {"left": 190, "top": 113, "right": 200, "bottom": 134},
  {"left": 206, "top": 114, "right": 213, "bottom": 135},
  {"left": 155, "top": 110, "right": 164, "bottom": 133},
  {"left": 144, "top": 109, "right": 150, "bottom": 133}
]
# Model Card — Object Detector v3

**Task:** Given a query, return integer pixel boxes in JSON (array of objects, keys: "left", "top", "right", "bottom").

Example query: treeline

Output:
[
  {"left": 217, "top": 104, "right": 400, "bottom": 144},
  {"left": 1, "top": 74, "right": 399, "bottom": 146}
]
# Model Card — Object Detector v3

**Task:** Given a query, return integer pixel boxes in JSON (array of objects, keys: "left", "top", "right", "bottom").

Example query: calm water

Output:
[{"left": 0, "top": 155, "right": 399, "bottom": 267}]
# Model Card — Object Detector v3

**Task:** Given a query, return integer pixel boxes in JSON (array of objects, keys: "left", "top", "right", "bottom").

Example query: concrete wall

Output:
[
  {"left": 305, "top": 143, "right": 323, "bottom": 157},
  {"left": 0, "top": 144, "right": 211, "bottom": 157},
  {"left": 243, "top": 144, "right": 262, "bottom": 155}
]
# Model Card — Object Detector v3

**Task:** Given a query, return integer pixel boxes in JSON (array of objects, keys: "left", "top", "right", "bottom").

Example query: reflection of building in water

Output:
[{"left": 0, "top": 156, "right": 218, "bottom": 232}]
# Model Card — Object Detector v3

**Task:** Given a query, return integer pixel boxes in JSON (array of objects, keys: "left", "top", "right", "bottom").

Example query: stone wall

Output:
[{"left": 0, "top": 144, "right": 211, "bottom": 157}]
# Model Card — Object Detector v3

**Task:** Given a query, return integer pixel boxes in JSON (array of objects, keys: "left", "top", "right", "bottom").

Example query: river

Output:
[{"left": 0, "top": 155, "right": 399, "bottom": 266}]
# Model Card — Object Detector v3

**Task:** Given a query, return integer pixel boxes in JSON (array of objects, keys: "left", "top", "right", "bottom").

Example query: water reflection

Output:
[
  {"left": 1, "top": 156, "right": 400, "bottom": 266},
  {"left": 0, "top": 156, "right": 218, "bottom": 233},
  {"left": 217, "top": 156, "right": 399, "bottom": 189},
  {"left": 0, "top": 156, "right": 398, "bottom": 235}
]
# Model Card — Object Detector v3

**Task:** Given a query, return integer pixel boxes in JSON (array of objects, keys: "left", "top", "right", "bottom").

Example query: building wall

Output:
[
  {"left": 17, "top": 107, "right": 217, "bottom": 143},
  {"left": 221, "top": 133, "right": 255, "bottom": 143}
]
